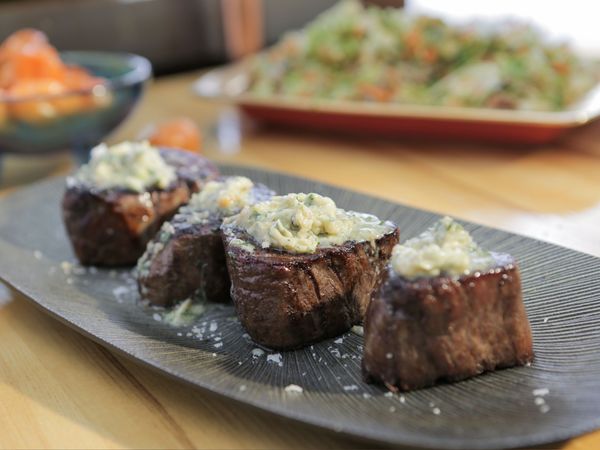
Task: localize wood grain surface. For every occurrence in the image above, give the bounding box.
[1,70,599,449]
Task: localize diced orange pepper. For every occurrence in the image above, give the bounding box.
[406,30,421,54]
[552,61,569,75]
[148,118,203,153]
[424,47,438,63]
[360,83,393,102]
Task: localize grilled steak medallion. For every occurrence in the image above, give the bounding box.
[222,193,399,350]
[137,177,274,306]
[62,142,218,266]
[362,217,534,391]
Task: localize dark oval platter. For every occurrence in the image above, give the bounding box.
[1,164,599,450]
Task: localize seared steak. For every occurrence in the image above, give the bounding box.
[362,253,534,391]
[62,148,218,266]
[222,227,399,350]
[137,182,274,306]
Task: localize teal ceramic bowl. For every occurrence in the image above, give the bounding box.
[0,51,151,155]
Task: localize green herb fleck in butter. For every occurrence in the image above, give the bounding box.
[229,238,256,252]
[163,297,206,327]
[75,141,176,192]
[225,193,394,254]
[391,216,494,279]
[188,176,254,216]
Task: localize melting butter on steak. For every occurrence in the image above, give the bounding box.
[363,217,534,391]
[222,193,399,349]
[137,177,274,306]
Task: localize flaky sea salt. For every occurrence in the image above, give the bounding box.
[152,313,162,322]
[112,285,130,303]
[284,384,303,394]
[343,385,359,392]
[533,388,549,397]
[60,261,72,275]
[267,353,283,366]
[251,348,265,358]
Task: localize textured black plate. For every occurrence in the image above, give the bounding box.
[1,165,599,450]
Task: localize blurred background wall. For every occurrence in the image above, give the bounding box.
[1,0,597,76]
[0,0,337,75]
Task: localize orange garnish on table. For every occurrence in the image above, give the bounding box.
[148,118,203,153]
[0,28,106,123]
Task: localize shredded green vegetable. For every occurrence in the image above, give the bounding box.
[248,1,599,111]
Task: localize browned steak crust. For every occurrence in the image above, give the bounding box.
[137,182,274,306]
[362,254,534,391]
[61,148,219,266]
[223,227,399,350]
[138,217,228,305]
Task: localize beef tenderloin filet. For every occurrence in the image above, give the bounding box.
[138,216,228,305]
[222,227,399,350]
[137,182,274,306]
[362,253,534,391]
[62,148,218,266]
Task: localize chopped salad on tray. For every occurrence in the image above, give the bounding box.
[248,0,599,111]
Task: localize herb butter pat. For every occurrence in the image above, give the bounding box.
[188,176,254,216]
[225,193,394,253]
[391,216,494,279]
[75,141,176,192]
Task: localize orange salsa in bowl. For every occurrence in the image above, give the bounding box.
[0,29,109,124]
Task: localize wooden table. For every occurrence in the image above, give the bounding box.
[1,71,599,449]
